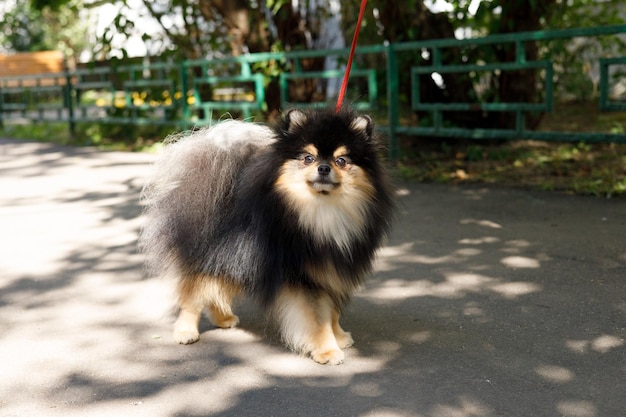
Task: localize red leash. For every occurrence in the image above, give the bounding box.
[336,0,368,112]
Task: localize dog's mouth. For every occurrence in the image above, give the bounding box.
[308,179,339,194]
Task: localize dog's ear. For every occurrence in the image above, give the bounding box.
[350,115,373,138]
[284,109,307,133]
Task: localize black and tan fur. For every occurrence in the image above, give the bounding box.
[140,108,394,364]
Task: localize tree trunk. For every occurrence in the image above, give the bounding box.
[494,0,557,129]
[206,0,251,56]
[374,1,480,128]
[200,0,326,115]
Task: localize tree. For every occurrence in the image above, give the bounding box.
[24,0,623,125]
[0,0,92,62]
[478,0,557,129]
[0,3,50,53]
[345,0,562,130]
[544,0,626,102]
[139,0,338,114]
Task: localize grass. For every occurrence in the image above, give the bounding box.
[395,102,626,198]
[0,121,167,152]
[1,122,70,144]
[396,139,626,198]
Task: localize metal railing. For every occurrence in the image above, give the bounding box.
[1,24,625,159]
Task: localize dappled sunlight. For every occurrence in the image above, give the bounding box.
[501,239,531,250]
[358,408,418,417]
[459,218,502,229]
[376,243,484,270]
[535,365,575,383]
[500,256,541,268]
[350,381,384,397]
[200,328,391,379]
[566,334,625,354]
[361,278,447,302]
[458,236,500,245]
[408,330,433,344]
[430,395,495,417]
[1,143,625,416]
[556,400,598,417]
[178,364,271,413]
[362,272,541,303]
[488,281,542,299]
[590,334,624,353]
[462,302,486,319]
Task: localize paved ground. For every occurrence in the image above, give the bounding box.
[0,138,624,417]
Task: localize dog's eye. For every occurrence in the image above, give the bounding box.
[335,157,349,168]
[303,154,316,165]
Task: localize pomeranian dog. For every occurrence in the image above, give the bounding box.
[140,108,394,364]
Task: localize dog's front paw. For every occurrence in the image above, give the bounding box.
[173,328,200,344]
[336,331,354,349]
[311,348,345,365]
[214,314,239,329]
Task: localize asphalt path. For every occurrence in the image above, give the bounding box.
[1,138,624,417]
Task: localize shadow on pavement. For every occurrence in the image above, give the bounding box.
[0,139,624,417]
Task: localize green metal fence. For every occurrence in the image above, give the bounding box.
[387,24,626,157]
[1,24,625,159]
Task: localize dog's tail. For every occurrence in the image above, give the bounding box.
[139,121,276,279]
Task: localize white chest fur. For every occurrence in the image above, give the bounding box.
[295,192,370,254]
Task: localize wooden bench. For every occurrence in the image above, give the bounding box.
[0,51,66,87]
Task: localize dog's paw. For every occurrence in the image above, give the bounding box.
[311,348,345,365]
[336,332,354,349]
[173,328,200,345]
[214,314,239,329]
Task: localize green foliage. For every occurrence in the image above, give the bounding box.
[30,0,69,10]
[0,6,49,52]
[396,100,626,198]
[0,0,91,58]
[0,120,169,151]
[546,0,626,29]
[73,117,171,150]
[545,1,626,102]
[0,122,70,144]
[446,0,499,35]
[396,138,626,198]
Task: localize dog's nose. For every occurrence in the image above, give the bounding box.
[318,164,331,176]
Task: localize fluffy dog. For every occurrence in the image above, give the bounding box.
[140,108,394,364]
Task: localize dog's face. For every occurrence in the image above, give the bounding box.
[274,109,378,200]
[294,143,358,195]
[272,109,384,249]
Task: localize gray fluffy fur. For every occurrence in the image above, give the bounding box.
[139,121,276,281]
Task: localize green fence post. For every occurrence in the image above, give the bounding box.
[386,43,399,163]
[65,68,75,141]
[254,73,266,114]
[516,40,526,63]
[180,62,190,128]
